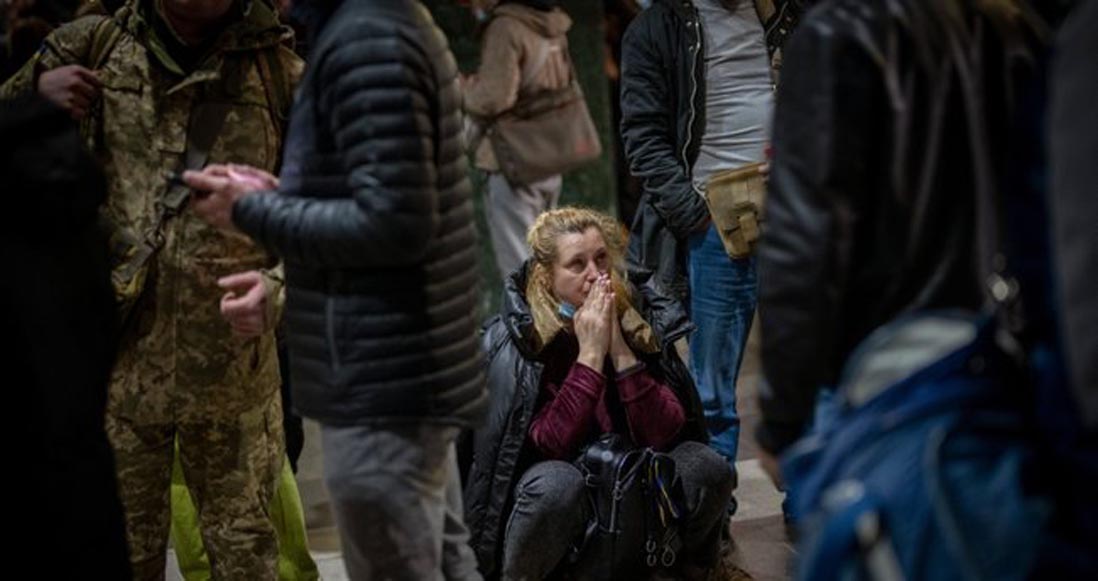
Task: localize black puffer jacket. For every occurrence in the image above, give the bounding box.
[233,0,487,426]
[620,0,809,301]
[463,265,706,578]
[756,0,1044,453]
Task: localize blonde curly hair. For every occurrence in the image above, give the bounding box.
[524,207,633,351]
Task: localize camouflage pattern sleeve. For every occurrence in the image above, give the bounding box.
[0,57,40,99]
[260,262,286,331]
[280,45,305,91]
[0,15,106,99]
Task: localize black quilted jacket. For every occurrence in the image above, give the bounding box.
[233,0,487,427]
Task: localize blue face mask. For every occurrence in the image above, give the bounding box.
[558,301,577,320]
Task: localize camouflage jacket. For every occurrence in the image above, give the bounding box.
[0,1,303,424]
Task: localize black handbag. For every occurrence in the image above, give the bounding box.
[567,434,685,580]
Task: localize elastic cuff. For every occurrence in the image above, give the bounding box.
[615,361,646,380]
[567,362,606,398]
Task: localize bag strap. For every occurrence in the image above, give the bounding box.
[644,454,684,568]
[256,46,292,146]
[80,14,124,147]
[507,81,584,119]
[520,36,558,89]
[801,488,905,581]
[88,15,124,70]
[153,101,233,241]
[493,14,580,120]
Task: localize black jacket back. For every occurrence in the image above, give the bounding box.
[756,0,1045,451]
[234,0,487,426]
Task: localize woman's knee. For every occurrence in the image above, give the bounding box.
[513,460,586,511]
[671,441,735,500]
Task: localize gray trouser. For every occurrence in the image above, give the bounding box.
[485,172,563,278]
[501,441,734,580]
[321,424,481,581]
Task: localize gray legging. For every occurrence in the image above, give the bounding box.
[500,441,734,580]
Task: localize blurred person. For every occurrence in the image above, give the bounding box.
[753,0,1095,577]
[0,0,81,80]
[754,0,1044,479]
[462,207,732,581]
[1050,0,1098,437]
[1044,0,1098,573]
[620,0,789,499]
[2,92,131,581]
[184,1,488,579]
[61,7,317,578]
[0,0,304,578]
[462,0,598,279]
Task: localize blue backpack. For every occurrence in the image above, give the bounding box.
[780,11,1098,580]
[782,312,1051,581]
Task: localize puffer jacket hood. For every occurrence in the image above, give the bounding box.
[497,263,541,359]
[493,2,571,38]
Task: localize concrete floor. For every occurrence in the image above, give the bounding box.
[725,324,796,581]
[165,324,793,580]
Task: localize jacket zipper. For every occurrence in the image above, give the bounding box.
[682,8,703,195]
[326,295,341,374]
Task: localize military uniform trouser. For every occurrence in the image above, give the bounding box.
[105,396,284,581]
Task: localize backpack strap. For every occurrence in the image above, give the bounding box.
[80,14,124,147]
[255,46,293,145]
[158,102,233,218]
[87,14,123,70]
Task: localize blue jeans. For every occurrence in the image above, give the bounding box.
[687,224,758,465]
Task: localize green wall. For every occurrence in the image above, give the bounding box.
[424,1,616,317]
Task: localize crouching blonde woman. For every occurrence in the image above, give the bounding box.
[464,207,734,580]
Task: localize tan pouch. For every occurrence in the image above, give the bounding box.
[703,162,768,259]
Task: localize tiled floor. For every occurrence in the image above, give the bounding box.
[165,325,793,580]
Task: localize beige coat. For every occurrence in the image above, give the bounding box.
[462,3,573,172]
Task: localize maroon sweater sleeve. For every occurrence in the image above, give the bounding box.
[528,362,604,460]
[617,363,685,451]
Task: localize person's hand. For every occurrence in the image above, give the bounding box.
[608,288,639,372]
[37,65,100,120]
[218,271,267,339]
[574,274,613,370]
[185,164,271,232]
[225,163,279,190]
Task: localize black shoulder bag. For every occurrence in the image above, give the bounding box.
[567,433,686,580]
